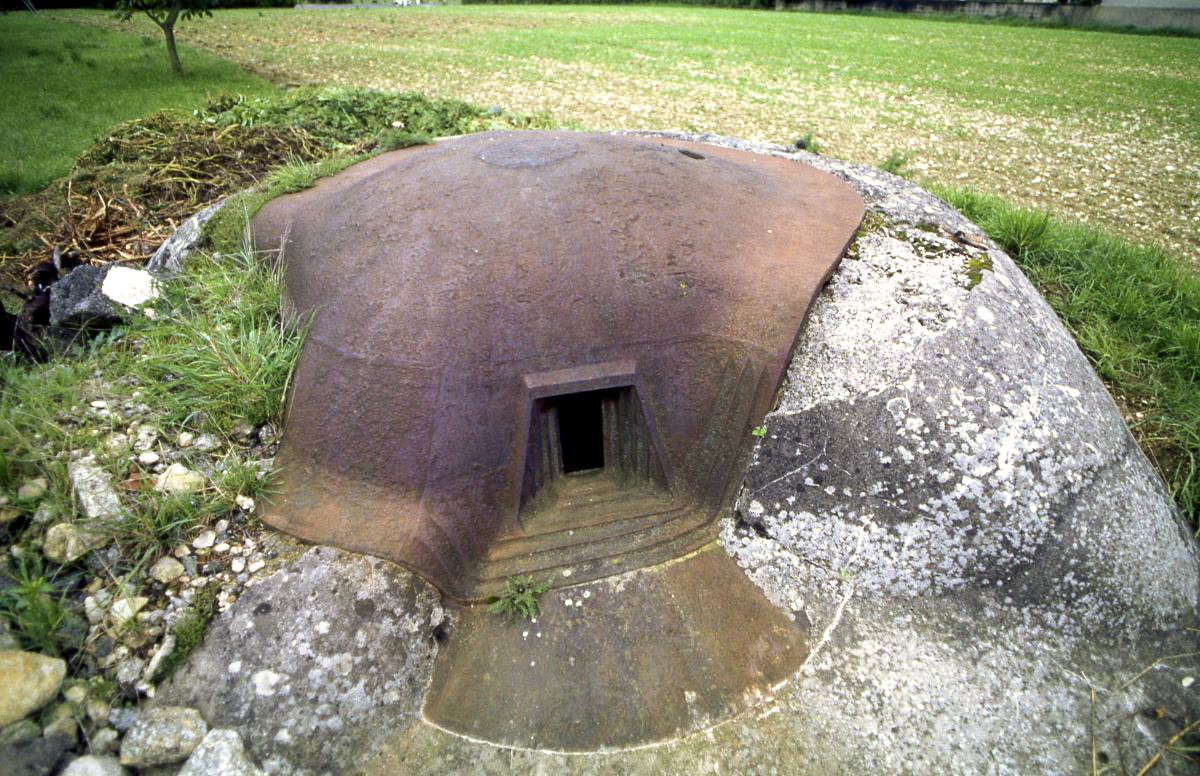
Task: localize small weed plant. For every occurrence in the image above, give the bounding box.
[879,150,912,177]
[488,575,551,622]
[0,553,84,660]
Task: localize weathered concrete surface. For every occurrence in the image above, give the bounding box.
[423,544,806,752]
[157,546,444,775]
[165,132,1199,773]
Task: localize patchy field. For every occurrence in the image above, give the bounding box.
[48,6,1200,265]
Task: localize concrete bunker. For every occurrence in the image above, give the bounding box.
[252,131,864,601]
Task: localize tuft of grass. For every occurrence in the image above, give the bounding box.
[0,553,85,659]
[879,150,912,177]
[122,248,310,433]
[936,185,1200,530]
[105,493,209,568]
[487,575,551,622]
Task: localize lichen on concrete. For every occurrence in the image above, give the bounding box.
[156,545,444,775]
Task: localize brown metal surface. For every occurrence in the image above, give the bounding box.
[251,131,864,599]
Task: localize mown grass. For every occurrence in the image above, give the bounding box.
[936,186,1200,528]
[0,13,273,197]
[46,5,1200,265]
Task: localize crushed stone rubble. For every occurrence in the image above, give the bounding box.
[0,363,283,772]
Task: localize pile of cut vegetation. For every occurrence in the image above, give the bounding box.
[0,87,553,286]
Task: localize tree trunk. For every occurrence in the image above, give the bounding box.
[156,1,183,76]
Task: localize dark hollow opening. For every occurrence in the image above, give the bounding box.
[552,390,607,473]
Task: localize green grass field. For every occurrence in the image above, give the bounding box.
[45,5,1200,266]
[0,14,274,197]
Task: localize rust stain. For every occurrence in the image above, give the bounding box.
[251,131,864,599]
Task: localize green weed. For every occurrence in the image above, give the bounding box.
[0,553,84,659]
[879,150,912,177]
[488,575,550,622]
[158,582,218,679]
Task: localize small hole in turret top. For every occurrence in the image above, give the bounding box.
[679,149,705,160]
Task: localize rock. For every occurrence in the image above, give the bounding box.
[114,658,145,689]
[102,432,129,456]
[119,706,207,767]
[31,503,55,525]
[108,707,139,733]
[0,507,19,526]
[90,727,119,755]
[235,495,254,513]
[156,464,206,496]
[142,634,176,684]
[42,701,78,744]
[134,426,160,452]
[109,596,149,626]
[150,556,185,584]
[0,650,66,725]
[177,729,264,776]
[69,455,123,521]
[84,591,112,624]
[44,522,106,563]
[86,697,111,725]
[147,199,225,276]
[0,718,40,746]
[49,265,122,329]
[16,478,47,502]
[138,451,161,466]
[177,432,195,448]
[101,267,159,310]
[157,546,443,776]
[0,728,72,776]
[191,530,215,549]
[64,684,88,705]
[190,435,219,453]
[61,755,130,776]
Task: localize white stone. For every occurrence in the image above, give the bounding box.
[134,426,159,451]
[69,455,123,521]
[150,556,185,583]
[235,495,255,512]
[102,266,160,309]
[102,432,128,455]
[16,477,47,501]
[156,464,206,496]
[61,755,130,776]
[110,596,149,625]
[44,523,106,563]
[177,729,264,776]
[231,557,246,573]
[177,431,195,448]
[138,451,161,466]
[119,706,207,767]
[192,530,216,549]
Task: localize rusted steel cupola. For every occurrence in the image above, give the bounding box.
[251,131,864,599]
